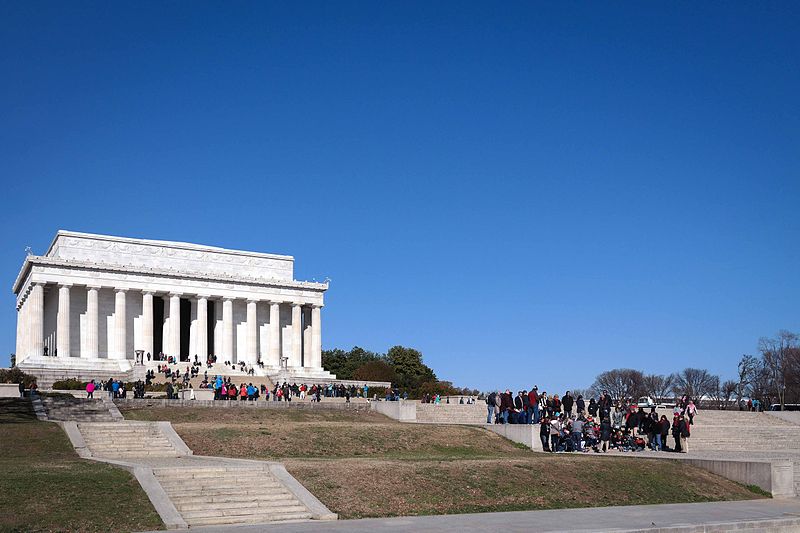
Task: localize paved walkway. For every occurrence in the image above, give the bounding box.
[143,498,800,533]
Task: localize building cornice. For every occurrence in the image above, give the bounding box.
[12,256,328,295]
[46,230,295,262]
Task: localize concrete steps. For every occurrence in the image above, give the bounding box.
[153,466,312,527]
[77,421,183,458]
[19,366,133,389]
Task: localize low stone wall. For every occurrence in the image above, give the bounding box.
[370,400,417,421]
[0,383,22,398]
[485,424,544,451]
[679,458,795,498]
[177,389,214,401]
[114,398,372,412]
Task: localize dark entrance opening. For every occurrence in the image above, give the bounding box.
[153,296,164,356]
[206,300,216,360]
[180,298,191,361]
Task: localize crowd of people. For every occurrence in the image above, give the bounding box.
[485,388,696,453]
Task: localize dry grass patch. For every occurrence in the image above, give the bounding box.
[121,406,529,460]
[285,456,764,519]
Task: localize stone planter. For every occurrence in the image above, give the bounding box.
[0,383,23,398]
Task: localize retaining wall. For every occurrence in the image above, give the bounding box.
[115,398,372,412]
[370,400,417,421]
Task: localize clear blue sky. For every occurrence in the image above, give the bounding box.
[2,2,798,393]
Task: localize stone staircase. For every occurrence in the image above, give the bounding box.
[153,465,313,527]
[687,410,800,496]
[41,396,118,422]
[77,421,183,458]
[689,410,800,451]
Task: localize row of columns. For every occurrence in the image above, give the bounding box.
[19,283,322,367]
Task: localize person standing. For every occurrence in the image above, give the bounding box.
[562,391,574,416]
[571,415,585,452]
[500,390,513,424]
[514,391,526,424]
[598,392,612,421]
[600,417,612,452]
[550,415,562,452]
[529,387,540,424]
[539,414,551,451]
[86,380,95,399]
[678,415,690,453]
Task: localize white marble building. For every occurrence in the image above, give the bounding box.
[13,231,334,381]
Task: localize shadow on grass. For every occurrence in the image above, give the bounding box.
[0,398,37,423]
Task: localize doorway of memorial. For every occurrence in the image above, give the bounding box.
[180,298,191,362]
[206,300,215,363]
[153,297,164,357]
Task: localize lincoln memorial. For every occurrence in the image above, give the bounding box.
[13,231,335,382]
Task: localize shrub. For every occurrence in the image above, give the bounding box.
[0,368,37,388]
[51,378,87,390]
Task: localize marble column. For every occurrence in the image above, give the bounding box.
[222,298,234,362]
[196,296,208,361]
[29,283,44,358]
[246,300,258,365]
[56,284,71,358]
[302,306,312,367]
[114,289,127,360]
[291,303,302,367]
[85,286,99,359]
[311,305,322,369]
[142,291,154,358]
[15,304,23,362]
[169,293,181,359]
[268,301,281,367]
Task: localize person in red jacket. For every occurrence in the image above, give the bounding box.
[528,387,539,423]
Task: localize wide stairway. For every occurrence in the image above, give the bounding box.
[153,465,313,527]
[689,410,800,451]
[41,396,118,422]
[78,421,183,458]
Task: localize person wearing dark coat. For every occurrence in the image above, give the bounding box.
[562,391,574,415]
[658,415,671,450]
[576,395,585,414]
[600,417,612,452]
[598,392,613,420]
[671,415,682,452]
[588,398,598,417]
[500,390,513,424]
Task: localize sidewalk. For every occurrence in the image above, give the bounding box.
[168,497,800,533]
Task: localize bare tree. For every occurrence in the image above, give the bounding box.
[759,330,800,410]
[721,379,738,409]
[673,368,717,401]
[737,354,758,403]
[591,369,645,402]
[642,373,676,403]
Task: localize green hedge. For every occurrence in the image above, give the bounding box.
[0,368,37,388]
[51,378,86,390]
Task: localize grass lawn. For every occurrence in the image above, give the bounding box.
[121,406,764,519]
[0,399,164,533]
